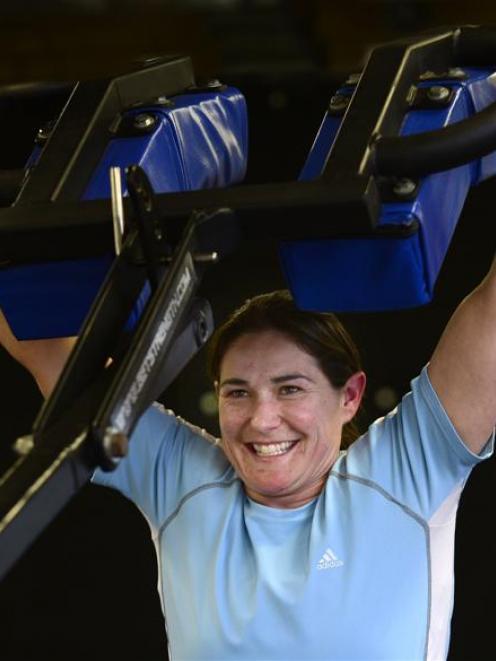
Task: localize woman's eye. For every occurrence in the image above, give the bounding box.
[226,389,248,399]
[280,385,302,396]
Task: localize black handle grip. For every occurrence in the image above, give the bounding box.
[372,99,496,177]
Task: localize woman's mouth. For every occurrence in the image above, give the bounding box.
[250,440,299,457]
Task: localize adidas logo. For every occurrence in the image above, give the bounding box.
[317,547,344,570]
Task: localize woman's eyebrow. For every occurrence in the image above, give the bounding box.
[271,373,314,384]
[219,374,315,388]
[219,377,248,388]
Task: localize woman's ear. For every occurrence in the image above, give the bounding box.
[341,371,366,422]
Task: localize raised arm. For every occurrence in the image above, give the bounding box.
[428,257,496,454]
[0,309,75,399]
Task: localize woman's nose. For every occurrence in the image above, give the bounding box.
[249,398,281,432]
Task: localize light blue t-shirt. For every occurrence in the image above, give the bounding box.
[93,368,493,661]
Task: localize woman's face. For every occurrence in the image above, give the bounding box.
[217,330,364,509]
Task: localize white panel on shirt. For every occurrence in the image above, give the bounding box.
[426,483,464,661]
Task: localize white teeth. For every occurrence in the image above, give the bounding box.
[252,441,296,456]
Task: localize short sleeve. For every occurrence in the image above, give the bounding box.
[92,404,232,530]
[339,366,494,521]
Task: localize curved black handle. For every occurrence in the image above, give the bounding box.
[368,25,496,178]
[372,99,496,177]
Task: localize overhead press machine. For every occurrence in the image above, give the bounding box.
[1,26,496,579]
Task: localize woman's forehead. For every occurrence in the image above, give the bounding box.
[220,330,321,376]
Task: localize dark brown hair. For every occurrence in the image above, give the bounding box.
[207,290,364,448]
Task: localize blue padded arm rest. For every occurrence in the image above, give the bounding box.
[280,68,496,312]
[0,86,247,339]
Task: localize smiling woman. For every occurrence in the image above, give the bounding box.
[216,328,365,508]
[1,278,494,660]
[92,283,494,659]
[208,289,365,448]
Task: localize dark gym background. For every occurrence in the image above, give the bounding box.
[0,2,495,659]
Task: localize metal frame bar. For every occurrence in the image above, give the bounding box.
[0,168,226,580]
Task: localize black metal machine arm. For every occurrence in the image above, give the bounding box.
[0,166,235,580]
[371,26,496,177]
[34,165,237,455]
[329,26,496,180]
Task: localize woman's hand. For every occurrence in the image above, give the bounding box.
[0,309,76,398]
